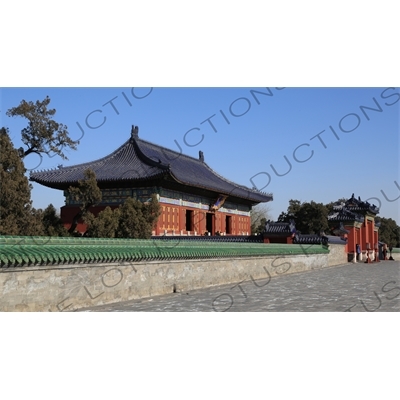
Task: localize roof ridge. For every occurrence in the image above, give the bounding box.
[136,137,205,163]
[132,138,170,171]
[137,136,273,200]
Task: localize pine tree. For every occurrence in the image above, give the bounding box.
[0,128,43,235]
[141,193,162,233]
[116,194,161,239]
[6,96,78,160]
[39,204,70,236]
[68,169,102,234]
[116,197,145,239]
[84,207,120,238]
[375,217,400,247]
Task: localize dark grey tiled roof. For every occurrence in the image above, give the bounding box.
[328,208,364,222]
[137,137,272,202]
[331,222,350,235]
[325,235,348,245]
[264,220,296,235]
[293,234,328,245]
[30,130,272,203]
[332,194,379,215]
[30,137,166,189]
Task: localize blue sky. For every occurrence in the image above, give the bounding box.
[2,2,400,395]
[1,87,399,223]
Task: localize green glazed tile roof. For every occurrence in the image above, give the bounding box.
[0,236,329,268]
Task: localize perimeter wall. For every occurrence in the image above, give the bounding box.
[1,244,349,311]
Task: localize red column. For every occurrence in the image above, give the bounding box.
[200,211,206,234]
[179,206,184,234]
[371,220,375,248]
[155,217,161,235]
[362,220,367,253]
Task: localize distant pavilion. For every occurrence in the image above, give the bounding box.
[328,194,380,257]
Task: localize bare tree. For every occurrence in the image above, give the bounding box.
[251,203,272,235]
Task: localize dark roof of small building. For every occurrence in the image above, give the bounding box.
[328,193,380,222]
[264,220,296,235]
[331,222,350,236]
[332,193,379,215]
[324,235,348,245]
[30,126,273,203]
[328,208,364,223]
[293,234,328,245]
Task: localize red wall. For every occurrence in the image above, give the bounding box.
[61,203,251,236]
[157,204,250,236]
[344,218,378,254]
[61,205,120,234]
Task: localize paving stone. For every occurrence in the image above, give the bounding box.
[79,261,400,312]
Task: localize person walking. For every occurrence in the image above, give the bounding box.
[356,244,361,261]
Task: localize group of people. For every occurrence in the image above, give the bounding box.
[356,243,393,261]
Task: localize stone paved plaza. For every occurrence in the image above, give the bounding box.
[79,260,400,312]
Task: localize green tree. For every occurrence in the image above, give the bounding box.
[2,97,81,237]
[84,207,120,238]
[6,96,78,160]
[297,201,329,234]
[141,194,162,231]
[278,199,329,234]
[38,204,70,236]
[116,194,161,239]
[0,128,43,235]
[278,199,302,222]
[375,217,400,247]
[68,169,102,234]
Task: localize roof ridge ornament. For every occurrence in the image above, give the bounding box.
[131,125,139,139]
[199,150,204,162]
